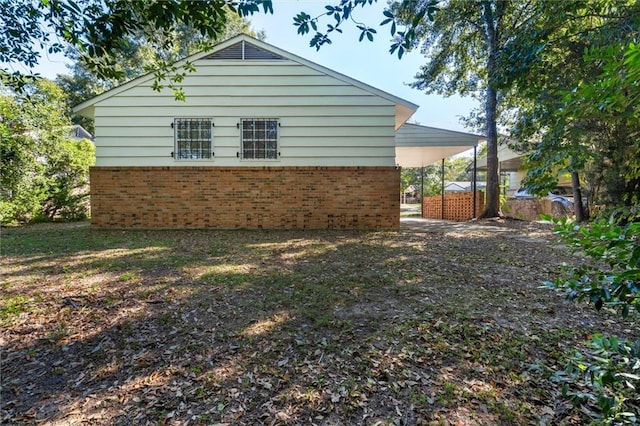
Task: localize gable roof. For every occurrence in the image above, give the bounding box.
[444,181,486,191]
[69,124,94,141]
[73,34,418,129]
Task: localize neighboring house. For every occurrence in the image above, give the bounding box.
[475,141,578,220]
[444,181,486,192]
[475,142,525,197]
[69,124,94,142]
[402,185,418,204]
[74,34,418,229]
[475,141,571,196]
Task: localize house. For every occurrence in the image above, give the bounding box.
[444,181,486,192]
[475,141,572,196]
[474,142,526,197]
[474,141,576,220]
[74,34,419,229]
[69,124,94,142]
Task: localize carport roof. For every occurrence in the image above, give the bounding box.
[395,123,485,168]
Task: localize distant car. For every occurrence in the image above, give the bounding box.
[513,186,572,208]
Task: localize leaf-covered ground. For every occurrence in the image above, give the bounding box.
[1,219,637,425]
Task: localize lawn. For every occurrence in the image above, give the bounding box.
[1,220,635,425]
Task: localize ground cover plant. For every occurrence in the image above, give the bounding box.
[1,220,638,425]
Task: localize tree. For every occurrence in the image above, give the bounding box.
[295,0,542,218]
[506,1,640,220]
[402,166,442,199]
[0,79,95,223]
[561,41,640,215]
[1,1,272,223]
[56,10,257,132]
[1,0,273,95]
[400,0,547,218]
[401,157,481,201]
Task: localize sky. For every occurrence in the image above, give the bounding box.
[31,0,478,133]
[249,1,478,132]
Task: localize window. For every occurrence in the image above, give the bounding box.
[174,118,213,160]
[240,118,279,160]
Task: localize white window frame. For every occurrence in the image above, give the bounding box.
[174,118,213,161]
[240,118,279,160]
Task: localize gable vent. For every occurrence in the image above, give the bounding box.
[204,41,284,60]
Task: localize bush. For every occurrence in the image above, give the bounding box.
[0,79,94,225]
[544,215,640,424]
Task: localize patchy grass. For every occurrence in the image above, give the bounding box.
[0,294,31,323]
[1,220,637,425]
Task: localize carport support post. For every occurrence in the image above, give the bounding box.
[473,145,477,218]
[441,158,445,220]
[421,165,425,218]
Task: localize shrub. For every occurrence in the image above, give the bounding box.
[544,215,639,423]
[0,79,94,225]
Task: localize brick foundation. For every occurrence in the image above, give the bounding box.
[422,191,485,221]
[90,166,400,229]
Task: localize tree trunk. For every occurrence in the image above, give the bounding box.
[571,168,587,222]
[479,84,501,218]
[478,1,502,218]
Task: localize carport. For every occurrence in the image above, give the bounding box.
[395,123,486,218]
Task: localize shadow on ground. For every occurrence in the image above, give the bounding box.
[1,221,635,425]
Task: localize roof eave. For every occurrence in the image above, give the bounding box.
[395,104,418,130]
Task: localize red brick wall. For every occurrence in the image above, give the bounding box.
[422,191,485,221]
[90,166,400,229]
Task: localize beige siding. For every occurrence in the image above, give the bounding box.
[98,96,392,108]
[111,85,370,99]
[93,60,397,167]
